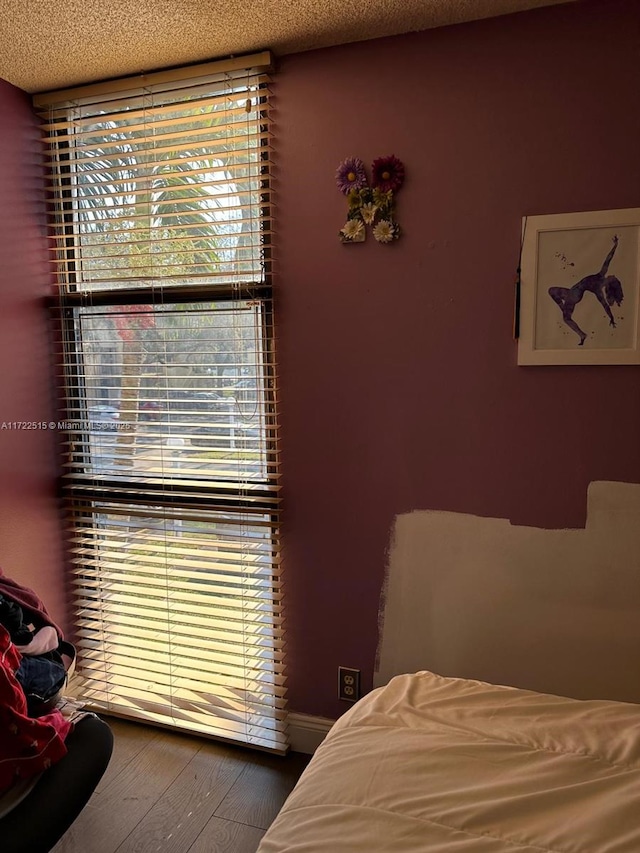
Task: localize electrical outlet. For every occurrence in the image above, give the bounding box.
[338,666,361,702]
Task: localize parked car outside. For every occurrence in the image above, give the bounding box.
[88,405,120,432]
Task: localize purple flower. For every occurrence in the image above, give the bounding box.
[371,155,405,193]
[336,157,367,194]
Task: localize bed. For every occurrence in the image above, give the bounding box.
[258,670,640,852]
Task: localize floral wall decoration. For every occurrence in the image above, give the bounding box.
[336,155,405,244]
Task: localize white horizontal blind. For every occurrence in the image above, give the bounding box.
[36,53,287,752]
[56,300,278,488]
[70,502,285,749]
[36,53,273,293]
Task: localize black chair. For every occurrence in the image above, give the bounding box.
[1,714,113,853]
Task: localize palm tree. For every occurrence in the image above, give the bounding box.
[67,94,263,466]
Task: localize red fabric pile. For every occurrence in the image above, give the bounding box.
[0,568,73,797]
[0,626,72,794]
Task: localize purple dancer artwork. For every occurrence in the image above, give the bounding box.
[548,235,624,345]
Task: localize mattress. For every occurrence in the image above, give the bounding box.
[258,671,640,852]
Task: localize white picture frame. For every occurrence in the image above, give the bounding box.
[517,207,640,365]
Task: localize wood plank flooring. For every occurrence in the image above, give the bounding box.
[52,716,310,853]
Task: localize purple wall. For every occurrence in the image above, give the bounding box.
[0,80,67,627]
[276,0,640,717]
[0,0,637,721]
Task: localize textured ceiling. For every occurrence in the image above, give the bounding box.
[1,0,576,94]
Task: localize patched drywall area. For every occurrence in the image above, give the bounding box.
[376,481,640,703]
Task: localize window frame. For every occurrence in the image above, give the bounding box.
[37,53,286,752]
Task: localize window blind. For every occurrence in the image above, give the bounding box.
[36,52,287,752]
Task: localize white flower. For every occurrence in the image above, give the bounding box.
[373,219,396,243]
[340,219,365,241]
[360,202,378,225]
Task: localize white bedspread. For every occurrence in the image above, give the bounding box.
[259,671,640,852]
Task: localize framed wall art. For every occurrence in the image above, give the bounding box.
[517,207,640,365]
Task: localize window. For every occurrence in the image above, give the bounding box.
[35,53,286,751]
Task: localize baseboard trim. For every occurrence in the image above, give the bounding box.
[288,712,335,754]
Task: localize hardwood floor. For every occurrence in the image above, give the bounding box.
[52,716,310,853]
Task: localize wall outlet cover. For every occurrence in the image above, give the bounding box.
[338,666,361,702]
